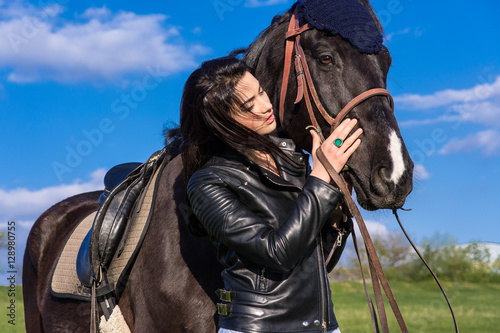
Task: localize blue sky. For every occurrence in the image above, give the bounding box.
[1,0,500,278]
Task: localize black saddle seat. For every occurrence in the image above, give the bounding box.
[78,162,141,287]
[99,162,142,204]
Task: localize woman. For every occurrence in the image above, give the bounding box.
[182,56,362,333]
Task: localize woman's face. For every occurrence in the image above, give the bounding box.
[232,72,276,136]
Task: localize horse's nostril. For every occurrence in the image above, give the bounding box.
[379,167,393,181]
[372,166,392,196]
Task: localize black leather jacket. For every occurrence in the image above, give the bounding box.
[187,137,347,333]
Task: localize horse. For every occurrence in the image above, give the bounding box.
[22,1,413,332]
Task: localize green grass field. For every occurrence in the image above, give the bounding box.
[331,280,500,332]
[2,281,498,332]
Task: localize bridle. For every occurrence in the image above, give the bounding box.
[278,10,404,332]
[279,8,394,142]
[278,8,459,333]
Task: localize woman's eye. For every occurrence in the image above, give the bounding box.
[318,55,333,65]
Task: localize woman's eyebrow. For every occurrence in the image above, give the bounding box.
[240,95,255,107]
[239,86,262,107]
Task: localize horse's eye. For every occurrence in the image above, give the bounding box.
[318,55,333,65]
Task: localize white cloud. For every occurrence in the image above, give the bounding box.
[0,3,209,84]
[339,219,409,265]
[80,6,112,19]
[384,27,410,42]
[414,164,431,180]
[396,75,500,155]
[384,27,424,43]
[399,115,457,127]
[449,100,500,126]
[0,168,105,222]
[439,130,500,156]
[0,1,63,19]
[353,219,390,239]
[395,76,500,112]
[0,219,34,231]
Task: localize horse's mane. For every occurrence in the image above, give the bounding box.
[162,125,182,158]
[240,11,290,70]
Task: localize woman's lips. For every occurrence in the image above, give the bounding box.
[265,113,275,124]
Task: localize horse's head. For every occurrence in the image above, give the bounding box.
[244,0,413,211]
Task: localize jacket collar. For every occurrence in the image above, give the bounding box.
[212,136,307,190]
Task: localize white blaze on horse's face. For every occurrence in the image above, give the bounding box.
[389,130,405,184]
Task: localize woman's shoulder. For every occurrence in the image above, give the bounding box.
[188,153,250,188]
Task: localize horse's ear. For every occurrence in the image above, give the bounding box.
[271,13,285,25]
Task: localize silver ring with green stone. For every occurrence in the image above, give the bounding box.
[334,138,343,147]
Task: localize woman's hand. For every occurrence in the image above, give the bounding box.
[309,118,362,184]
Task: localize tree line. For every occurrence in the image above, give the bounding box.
[330,231,500,283]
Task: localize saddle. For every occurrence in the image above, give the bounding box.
[77,162,142,287]
[51,148,167,316]
[90,149,166,280]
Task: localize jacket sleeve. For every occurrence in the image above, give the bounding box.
[187,168,343,273]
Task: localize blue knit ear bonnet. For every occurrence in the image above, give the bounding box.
[297,0,383,54]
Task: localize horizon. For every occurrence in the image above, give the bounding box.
[1,0,499,283]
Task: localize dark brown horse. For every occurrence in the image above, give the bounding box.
[23,1,413,332]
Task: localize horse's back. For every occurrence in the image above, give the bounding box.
[25,191,101,275]
[23,190,101,332]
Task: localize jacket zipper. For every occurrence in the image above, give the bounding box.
[328,227,345,258]
[336,229,345,247]
[259,268,266,290]
[317,237,329,332]
[320,229,347,330]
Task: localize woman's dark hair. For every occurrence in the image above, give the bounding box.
[180,56,297,183]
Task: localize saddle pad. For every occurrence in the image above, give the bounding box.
[51,211,96,299]
[51,166,161,300]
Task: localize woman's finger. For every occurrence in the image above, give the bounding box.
[342,138,361,160]
[338,128,363,152]
[319,120,363,173]
[326,118,358,146]
[310,129,321,153]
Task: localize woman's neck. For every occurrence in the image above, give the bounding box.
[247,150,280,176]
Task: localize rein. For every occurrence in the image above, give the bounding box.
[279,8,459,333]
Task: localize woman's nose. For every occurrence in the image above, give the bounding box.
[259,96,273,112]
